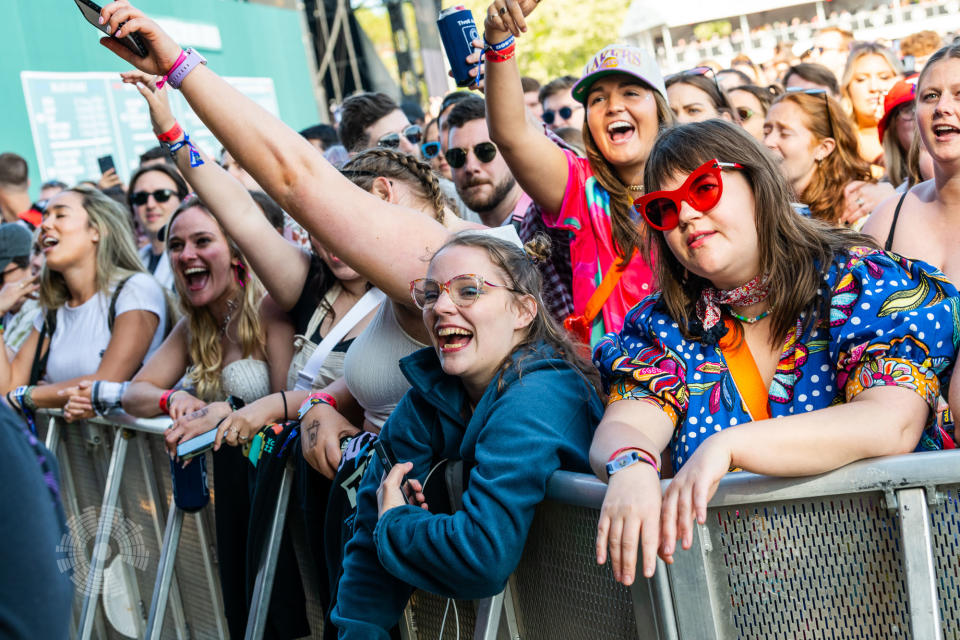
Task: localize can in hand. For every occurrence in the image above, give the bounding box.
[437,5,482,87]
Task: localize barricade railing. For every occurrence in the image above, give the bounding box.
[38,410,230,640]
[401,450,960,640]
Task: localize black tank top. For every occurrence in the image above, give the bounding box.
[884,191,909,251]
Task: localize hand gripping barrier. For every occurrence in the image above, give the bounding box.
[401,450,960,640]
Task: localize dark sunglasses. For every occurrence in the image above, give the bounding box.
[784,87,835,140]
[633,158,742,231]
[377,125,422,149]
[131,189,177,206]
[542,105,582,125]
[444,142,498,169]
[421,141,442,159]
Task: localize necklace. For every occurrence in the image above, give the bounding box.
[627,184,644,193]
[727,306,773,324]
[219,298,239,337]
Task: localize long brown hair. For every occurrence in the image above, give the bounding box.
[431,233,600,393]
[165,198,265,401]
[775,91,873,224]
[582,87,675,261]
[643,120,878,347]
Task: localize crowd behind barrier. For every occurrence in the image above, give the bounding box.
[4,0,960,637]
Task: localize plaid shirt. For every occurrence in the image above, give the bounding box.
[513,204,574,324]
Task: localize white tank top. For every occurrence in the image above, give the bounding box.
[342,301,427,429]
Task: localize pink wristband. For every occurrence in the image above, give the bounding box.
[156,50,187,90]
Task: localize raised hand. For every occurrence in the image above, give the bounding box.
[120,70,176,134]
[99,1,182,76]
[483,0,541,39]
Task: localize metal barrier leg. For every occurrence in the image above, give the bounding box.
[78,427,130,640]
[44,415,60,452]
[897,487,943,640]
[663,523,723,639]
[473,590,504,640]
[146,500,184,640]
[136,437,189,639]
[399,604,418,640]
[244,460,295,640]
[196,509,228,639]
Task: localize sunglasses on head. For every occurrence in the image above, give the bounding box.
[131,189,177,206]
[421,141,442,159]
[633,158,743,231]
[377,125,422,149]
[444,142,498,169]
[542,105,582,125]
[784,87,835,140]
[409,273,514,310]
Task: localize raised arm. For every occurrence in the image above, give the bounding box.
[100,2,447,304]
[122,70,309,310]
[481,0,569,213]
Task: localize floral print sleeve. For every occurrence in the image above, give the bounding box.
[829,248,960,444]
[593,296,689,427]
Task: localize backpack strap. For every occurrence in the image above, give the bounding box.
[29,309,57,386]
[107,275,135,332]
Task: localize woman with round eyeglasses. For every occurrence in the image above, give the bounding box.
[726,84,781,141]
[422,117,451,180]
[332,232,602,636]
[127,163,188,289]
[591,119,957,586]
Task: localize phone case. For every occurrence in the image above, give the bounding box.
[74,0,148,57]
[177,427,218,460]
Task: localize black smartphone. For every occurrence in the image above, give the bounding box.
[74,0,148,58]
[97,154,116,175]
[373,439,413,504]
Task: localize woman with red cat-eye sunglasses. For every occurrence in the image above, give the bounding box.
[632,159,743,231]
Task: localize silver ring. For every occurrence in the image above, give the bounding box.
[228,426,238,435]
[238,434,248,442]
[856,197,865,206]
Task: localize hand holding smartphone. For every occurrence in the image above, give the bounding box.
[74,0,148,57]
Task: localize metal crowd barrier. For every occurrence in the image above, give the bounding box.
[401,450,960,640]
[38,410,285,640]
[39,407,960,639]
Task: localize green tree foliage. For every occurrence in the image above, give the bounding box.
[457,0,631,82]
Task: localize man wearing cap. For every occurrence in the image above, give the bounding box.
[0,223,40,357]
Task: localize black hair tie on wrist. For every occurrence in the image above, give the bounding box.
[280,390,288,422]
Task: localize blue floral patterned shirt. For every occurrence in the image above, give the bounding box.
[594,247,960,470]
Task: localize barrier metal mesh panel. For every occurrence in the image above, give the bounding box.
[708,494,908,639]
[408,591,478,638]
[930,484,960,639]
[52,423,226,639]
[510,501,638,639]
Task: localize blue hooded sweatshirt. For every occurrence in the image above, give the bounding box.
[331,343,603,638]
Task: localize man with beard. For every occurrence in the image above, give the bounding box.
[445,96,528,228]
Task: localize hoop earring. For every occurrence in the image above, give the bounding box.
[233,262,247,288]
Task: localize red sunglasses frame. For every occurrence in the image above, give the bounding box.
[633,159,743,231]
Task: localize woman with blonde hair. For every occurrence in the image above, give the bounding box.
[763,90,875,225]
[1,185,168,422]
[840,42,903,169]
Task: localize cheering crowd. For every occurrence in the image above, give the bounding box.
[5,0,960,637]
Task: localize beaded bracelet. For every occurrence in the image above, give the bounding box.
[297,392,338,421]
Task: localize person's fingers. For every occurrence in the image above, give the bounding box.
[213,418,227,450]
[607,515,625,582]
[322,437,342,479]
[640,510,660,578]
[619,514,642,586]
[505,0,527,34]
[100,36,140,66]
[77,380,92,390]
[383,461,412,489]
[103,4,138,37]
[693,478,712,525]
[596,513,610,565]
[676,483,694,550]
[659,486,679,558]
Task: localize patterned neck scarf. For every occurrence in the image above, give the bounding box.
[696,274,770,330]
